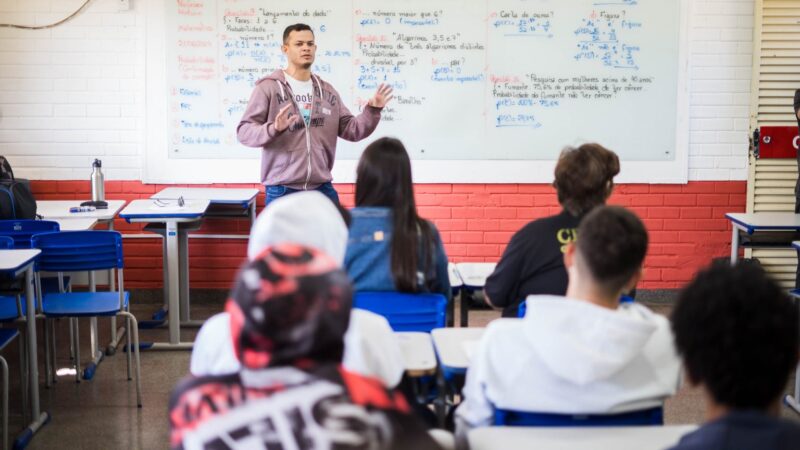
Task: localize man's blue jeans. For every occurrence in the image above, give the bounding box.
[264,182,340,206]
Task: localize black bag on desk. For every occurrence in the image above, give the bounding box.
[0,156,37,220]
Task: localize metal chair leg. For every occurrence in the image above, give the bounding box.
[125,317,131,381]
[43,320,52,388]
[73,319,80,384]
[16,332,27,424]
[49,320,57,384]
[120,312,142,407]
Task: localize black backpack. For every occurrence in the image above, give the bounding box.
[0,156,37,220]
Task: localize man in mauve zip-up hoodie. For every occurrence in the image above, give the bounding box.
[237,23,393,206]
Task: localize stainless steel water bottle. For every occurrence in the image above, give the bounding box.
[90,159,105,202]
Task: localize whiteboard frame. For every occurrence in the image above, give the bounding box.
[144,0,691,185]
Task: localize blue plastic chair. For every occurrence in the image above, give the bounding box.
[32,231,142,407]
[0,220,70,295]
[353,292,447,332]
[493,405,664,427]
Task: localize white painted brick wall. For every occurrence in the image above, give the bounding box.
[0,0,754,182]
[688,0,754,181]
[0,0,143,180]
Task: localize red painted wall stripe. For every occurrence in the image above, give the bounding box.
[30,180,746,290]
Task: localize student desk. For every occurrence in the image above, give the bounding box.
[37,200,127,359]
[395,332,437,377]
[0,249,49,448]
[468,425,697,450]
[52,218,98,231]
[147,188,258,325]
[453,263,496,326]
[119,198,210,350]
[725,213,800,263]
[431,327,485,378]
[447,263,463,327]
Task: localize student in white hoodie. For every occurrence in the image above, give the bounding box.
[455,206,681,438]
[190,191,405,389]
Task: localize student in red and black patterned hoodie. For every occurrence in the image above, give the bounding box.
[169,244,440,450]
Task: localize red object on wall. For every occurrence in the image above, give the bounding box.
[759,126,799,159]
[30,180,747,290]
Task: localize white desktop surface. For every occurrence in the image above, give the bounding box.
[395,332,437,376]
[37,200,126,221]
[431,327,485,370]
[152,187,258,203]
[455,262,497,288]
[53,217,98,231]
[448,262,463,288]
[725,213,800,229]
[119,198,210,219]
[469,425,697,450]
[0,249,41,273]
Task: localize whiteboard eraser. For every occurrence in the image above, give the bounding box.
[118,0,130,11]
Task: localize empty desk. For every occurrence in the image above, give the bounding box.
[0,249,49,448]
[119,198,210,350]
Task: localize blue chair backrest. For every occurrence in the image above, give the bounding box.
[353,291,447,332]
[0,236,13,249]
[31,231,124,272]
[518,294,637,317]
[0,220,60,249]
[494,406,664,427]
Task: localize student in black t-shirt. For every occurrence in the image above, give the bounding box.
[668,262,800,450]
[484,143,620,317]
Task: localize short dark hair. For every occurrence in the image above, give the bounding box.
[282,23,314,44]
[575,206,647,294]
[672,262,799,410]
[554,143,620,216]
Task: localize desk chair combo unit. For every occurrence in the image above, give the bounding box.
[36,200,128,357]
[0,237,27,450]
[31,231,142,407]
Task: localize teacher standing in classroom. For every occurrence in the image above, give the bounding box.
[237,23,393,206]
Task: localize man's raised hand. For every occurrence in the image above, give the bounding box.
[368,83,394,108]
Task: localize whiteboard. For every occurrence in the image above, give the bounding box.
[145,0,689,183]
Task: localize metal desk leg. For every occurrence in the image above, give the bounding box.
[459,287,469,328]
[166,221,181,345]
[179,229,190,323]
[15,267,49,449]
[730,227,739,264]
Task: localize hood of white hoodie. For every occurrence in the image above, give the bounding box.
[524,295,659,386]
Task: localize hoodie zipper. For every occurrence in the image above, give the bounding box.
[282,73,314,191]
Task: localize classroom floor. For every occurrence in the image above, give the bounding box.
[0,296,796,449]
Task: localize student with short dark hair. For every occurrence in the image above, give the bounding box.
[344,137,451,300]
[170,245,441,450]
[484,143,620,317]
[456,206,680,439]
[668,262,800,450]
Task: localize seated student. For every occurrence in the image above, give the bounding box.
[344,137,450,300]
[191,191,405,389]
[668,262,800,450]
[455,206,681,438]
[170,245,441,449]
[484,143,620,317]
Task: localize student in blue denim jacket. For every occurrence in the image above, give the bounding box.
[344,137,451,301]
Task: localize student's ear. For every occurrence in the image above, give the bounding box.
[623,266,644,292]
[563,242,576,269]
